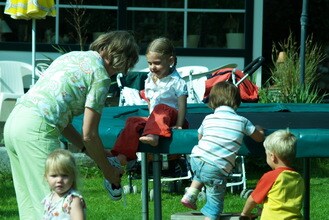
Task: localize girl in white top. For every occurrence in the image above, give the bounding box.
[108,37,188,172]
[42,149,86,220]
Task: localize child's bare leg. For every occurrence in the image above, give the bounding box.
[181,180,203,210]
[116,154,128,166]
[139,134,159,146]
[190,180,203,191]
[105,150,128,166]
[104,149,113,157]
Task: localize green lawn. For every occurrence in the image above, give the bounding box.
[1,159,329,219]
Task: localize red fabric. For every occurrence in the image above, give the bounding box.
[111,104,188,160]
[111,116,148,160]
[139,90,148,101]
[203,68,259,102]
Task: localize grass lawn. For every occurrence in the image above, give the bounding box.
[1,158,329,219]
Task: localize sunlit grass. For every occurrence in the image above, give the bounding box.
[1,159,329,219]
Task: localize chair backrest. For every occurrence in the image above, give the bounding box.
[0,61,26,94]
[138,67,150,72]
[176,66,209,103]
[0,60,44,90]
[176,66,209,78]
[0,61,26,121]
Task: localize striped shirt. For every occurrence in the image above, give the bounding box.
[191,106,255,175]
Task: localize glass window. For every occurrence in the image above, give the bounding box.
[0,17,56,44]
[60,0,117,5]
[127,1,184,8]
[127,1,246,49]
[128,11,183,48]
[58,8,117,45]
[0,0,248,51]
[188,0,245,9]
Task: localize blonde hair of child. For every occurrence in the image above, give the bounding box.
[44,149,79,190]
[208,81,241,110]
[146,37,177,70]
[89,31,140,74]
[263,129,297,165]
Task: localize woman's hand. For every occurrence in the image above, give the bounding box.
[104,166,124,187]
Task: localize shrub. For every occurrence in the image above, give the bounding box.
[259,32,327,103]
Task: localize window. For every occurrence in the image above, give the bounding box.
[0,0,251,54]
[127,0,246,49]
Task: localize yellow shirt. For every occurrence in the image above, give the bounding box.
[252,167,304,220]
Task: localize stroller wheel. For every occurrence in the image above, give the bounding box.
[240,188,253,199]
[133,185,138,194]
[149,189,154,201]
[244,189,253,198]
[123,185,130,194]
[123,185,138,194]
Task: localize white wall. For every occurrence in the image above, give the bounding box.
[136,55,245,72]
[253,0,264,87]
[0,50,245,72]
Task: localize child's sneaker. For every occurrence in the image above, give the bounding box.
[104,180,122,201]
[104,157,123,201]
[181,193,197,210]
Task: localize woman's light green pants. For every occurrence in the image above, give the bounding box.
[4,105,61,220]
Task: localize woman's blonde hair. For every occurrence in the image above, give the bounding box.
[264,129,297,164]
[146,37,177,70]
[208,81,241,110]
[44,149,79,190]
[90,31,139,74]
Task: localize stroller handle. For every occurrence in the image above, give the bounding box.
[116,73,124,89]
[243,56,265,76]
[235,56,264,86]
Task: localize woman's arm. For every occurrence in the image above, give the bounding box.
[61,124,85,151]
[81,107,123,186]
[173,95,187,129]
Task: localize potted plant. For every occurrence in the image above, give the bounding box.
[224,14,244,49]
[187,13,203,48]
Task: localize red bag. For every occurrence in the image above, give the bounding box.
[203,68,259,102]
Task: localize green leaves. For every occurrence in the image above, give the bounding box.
[259,32,327,103]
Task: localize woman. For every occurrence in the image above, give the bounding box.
[4,31,139,220]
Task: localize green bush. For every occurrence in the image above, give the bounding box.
[259,33,327,103]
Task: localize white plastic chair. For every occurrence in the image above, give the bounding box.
[35,59,52,77]
[0,61,26,121]
[0,61,44,121]
[138,67,150,72]
[176,66,209,103]
[176,65,209,78]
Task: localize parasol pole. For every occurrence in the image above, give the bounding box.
[299,0,308,85]
[300,1,310,219]
[32,18,36,86]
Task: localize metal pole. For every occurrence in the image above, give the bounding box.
[299,0,309,85]
[153,153,162,220]
[32,19,36,86]
[141,153,149,220]
[117,0,127,30]
[303,158,310,220]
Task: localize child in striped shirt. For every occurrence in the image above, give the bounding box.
[181,81,264,220]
